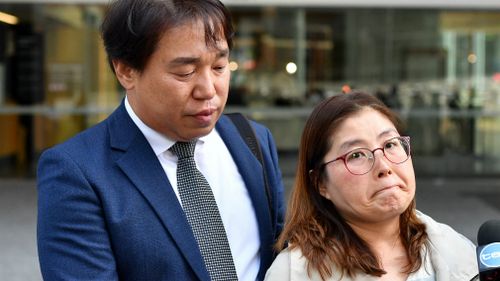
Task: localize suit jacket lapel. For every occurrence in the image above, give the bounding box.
[216,115,274,266]
[108,103,209,281]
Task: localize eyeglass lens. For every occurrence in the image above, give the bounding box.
[345,137,410,175]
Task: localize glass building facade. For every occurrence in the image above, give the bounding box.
[0,1,500,177]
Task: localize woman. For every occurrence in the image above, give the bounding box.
[265,92,477,281]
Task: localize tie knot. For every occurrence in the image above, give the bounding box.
[170,141,197,159]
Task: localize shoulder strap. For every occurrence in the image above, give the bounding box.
[225,113,274,225]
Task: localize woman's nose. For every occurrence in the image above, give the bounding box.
[373,149,393,177]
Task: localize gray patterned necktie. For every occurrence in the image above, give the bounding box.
[170,141,238,281]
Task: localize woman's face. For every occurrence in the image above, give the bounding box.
[319,107,416,225]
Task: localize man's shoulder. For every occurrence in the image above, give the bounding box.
[45,103,128,154]
[41,116,111,162]
[219,113,270,137]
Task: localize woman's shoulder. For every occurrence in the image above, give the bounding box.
[416,210,478,279]
[265,247,364,281]
[416,210,475,247]
[265,247,321,281]
[264,248,292,281]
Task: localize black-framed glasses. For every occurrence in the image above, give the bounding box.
[320,136,411,175]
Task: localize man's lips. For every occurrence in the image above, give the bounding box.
[194,108,215,117]
[189,108,217,125]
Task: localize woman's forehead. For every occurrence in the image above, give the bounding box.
[329,109,398,149]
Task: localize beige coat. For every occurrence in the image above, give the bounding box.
[265,211,478,281]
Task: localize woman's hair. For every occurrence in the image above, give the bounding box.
[101,0,234,73]
[276,92,428,280]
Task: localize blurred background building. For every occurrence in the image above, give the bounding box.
[0,0,500,178]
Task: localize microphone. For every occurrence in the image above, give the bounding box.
[476,220,500,281]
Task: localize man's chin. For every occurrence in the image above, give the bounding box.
[181,126,215,141]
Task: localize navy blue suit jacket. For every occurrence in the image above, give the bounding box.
[37,102,285,280]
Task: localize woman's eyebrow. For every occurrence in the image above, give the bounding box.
[338,139,364,152]
[337,129,399,151]
[377,128,399,140]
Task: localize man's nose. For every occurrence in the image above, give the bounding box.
[193,71,216,99]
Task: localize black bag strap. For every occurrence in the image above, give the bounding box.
[226,113,274,226]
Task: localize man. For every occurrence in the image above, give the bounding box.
[36,0,285,280]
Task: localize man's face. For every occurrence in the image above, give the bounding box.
[118,20,230,141]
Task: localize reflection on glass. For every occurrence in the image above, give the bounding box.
[0,3,499,176]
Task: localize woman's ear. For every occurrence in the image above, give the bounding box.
[310,169,331,200]
[318,182,331,200]
[113,60,137,90]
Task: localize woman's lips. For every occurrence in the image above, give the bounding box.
[373,185,400,196]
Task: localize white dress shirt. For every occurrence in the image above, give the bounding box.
[125,97,261,281]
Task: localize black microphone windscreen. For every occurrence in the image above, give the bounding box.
[478,220,500,246]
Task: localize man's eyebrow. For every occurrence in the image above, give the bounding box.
[168,57,200,67]
[216,48,229,59]
[168,48,229,67]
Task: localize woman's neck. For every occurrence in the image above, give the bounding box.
[347,217,401,244]
[348,218,410,281]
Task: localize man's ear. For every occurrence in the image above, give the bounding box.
[113,60,137,90]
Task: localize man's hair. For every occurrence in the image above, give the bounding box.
[276,92,429,280]
[101,0,234,73]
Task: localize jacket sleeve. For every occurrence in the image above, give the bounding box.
[37,147,118,281]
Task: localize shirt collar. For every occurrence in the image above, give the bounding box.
[124,96,211,156]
